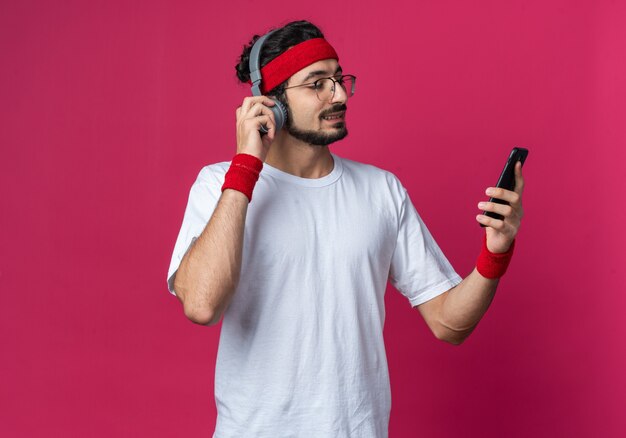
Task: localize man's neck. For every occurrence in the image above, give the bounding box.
[265,133,335,179]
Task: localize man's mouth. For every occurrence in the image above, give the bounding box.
[321,112,345,121]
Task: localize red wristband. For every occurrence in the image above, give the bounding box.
[221,153,264,202]
[476,234,515,279]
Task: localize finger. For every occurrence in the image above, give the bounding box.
[246,114,273,133]
[485,187,521,206]
[247,102,276,118]
[248,105,276,130]
[241,104,276,129]
[241,96,276,115]
[514,161,525,195]
[263,122,275,144]
[478,201,514,218]
[476,213,507,231]
[240,97,260,115]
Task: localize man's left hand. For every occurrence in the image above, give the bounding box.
[476,161,525,253]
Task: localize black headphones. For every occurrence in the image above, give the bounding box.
[248,30,288,134]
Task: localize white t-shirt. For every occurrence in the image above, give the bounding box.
[167,154,462,438]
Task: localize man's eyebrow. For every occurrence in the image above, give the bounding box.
[300,66,343,84]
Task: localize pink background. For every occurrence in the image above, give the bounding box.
[1,1,625,437]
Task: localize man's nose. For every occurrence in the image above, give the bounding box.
[330,80,348,104]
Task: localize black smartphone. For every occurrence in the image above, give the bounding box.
[480,147,529,227]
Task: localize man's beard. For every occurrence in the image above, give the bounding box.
[284,103,348,146]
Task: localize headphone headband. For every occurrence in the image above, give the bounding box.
[249,31,274,96]
[246,30,288,133]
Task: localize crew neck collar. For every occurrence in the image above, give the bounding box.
[262,153,343,187]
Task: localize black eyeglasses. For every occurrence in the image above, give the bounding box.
[284,74,356,102]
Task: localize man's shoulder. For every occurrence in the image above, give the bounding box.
[202,160,231,173]
[195,160,230,182]
[337,155,403,187]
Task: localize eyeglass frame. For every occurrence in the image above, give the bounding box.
[283,74,356,101]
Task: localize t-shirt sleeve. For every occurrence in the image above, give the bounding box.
[166,165,224,295]
[388,187,463,307]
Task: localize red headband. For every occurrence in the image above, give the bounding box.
[258,38,339,94]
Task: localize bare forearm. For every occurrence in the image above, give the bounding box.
[174,189,249,325]
[440,269,499,335]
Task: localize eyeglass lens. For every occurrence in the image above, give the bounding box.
[316,76,355,101]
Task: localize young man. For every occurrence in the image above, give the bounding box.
[167,20,524,438]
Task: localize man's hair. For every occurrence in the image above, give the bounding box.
[235,20,324,99]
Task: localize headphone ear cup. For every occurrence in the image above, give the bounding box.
[258,98,287,135]
[270,99,287,132]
